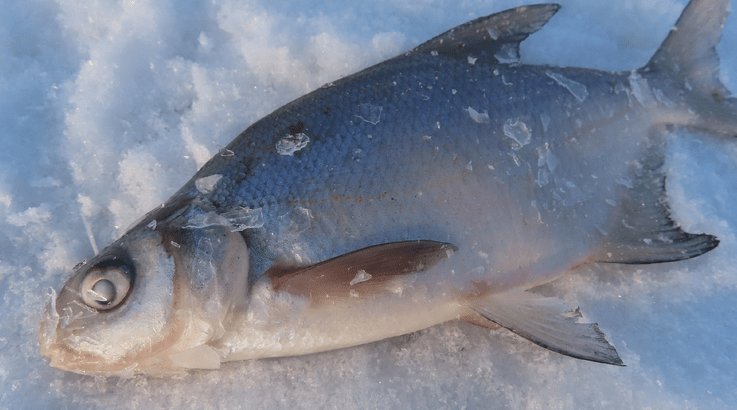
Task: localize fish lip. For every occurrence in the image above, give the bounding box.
[38,287,95,374]
[37,277,142,375]
[37,287,95,373]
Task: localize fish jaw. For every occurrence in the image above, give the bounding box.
[39,202,251,376]
[38,227,179,376]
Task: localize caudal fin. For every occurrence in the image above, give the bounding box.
[645,0,737,135]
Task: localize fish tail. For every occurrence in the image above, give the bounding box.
[645,0,737,136]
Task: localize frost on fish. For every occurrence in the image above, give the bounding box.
[617,177,634,189]
[38,288,59,352]
[486,27,500,40]
[536,143,559,172]
[276,206,313,237]
[276,133,310,156]
[494,43,520,64]
[614,82,629,95]
[545,70,588,102]
[503,118,532,149]
[349,270,373,286]
[466,106,490,123]
[653,88,677,108]
[356,103,382,124]
[537,169,550,187]
[184,207,264,232]
[195,174,222,194]
[507,152,522,167]
[552,178,589,206]
[628,71,657,108]
[540,112,551,133]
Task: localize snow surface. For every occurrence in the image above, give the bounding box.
[1,0,736,408]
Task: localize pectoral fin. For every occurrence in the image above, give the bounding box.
[467,290,623,366]
[266,240,457,300]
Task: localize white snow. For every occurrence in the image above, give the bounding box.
[1,0,736,408]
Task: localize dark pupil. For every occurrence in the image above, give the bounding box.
[90,279,116,304]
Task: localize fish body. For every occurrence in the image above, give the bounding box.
[40,0,737,376]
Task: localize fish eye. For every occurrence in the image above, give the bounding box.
[80,260,134,311]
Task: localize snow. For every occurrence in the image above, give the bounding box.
[1,0,736,408]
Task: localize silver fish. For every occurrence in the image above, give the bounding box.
[40,0,737,376]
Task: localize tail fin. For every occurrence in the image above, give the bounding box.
[645,0,737,135]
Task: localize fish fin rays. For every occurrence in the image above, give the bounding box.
[467,290,623,366]
[411,3,561,64]
[594,151,719,264]
[645,0,737,136]
[266,240,457,299]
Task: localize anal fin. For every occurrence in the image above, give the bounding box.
[467,290,623,366]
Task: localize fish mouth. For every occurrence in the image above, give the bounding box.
[37,287,95,375]
[37,288,97,375]
[37,285,215,377]
[37,287,138,377]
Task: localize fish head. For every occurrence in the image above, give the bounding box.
[39,203,250,376]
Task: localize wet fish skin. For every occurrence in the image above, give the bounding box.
[39,1,737,376]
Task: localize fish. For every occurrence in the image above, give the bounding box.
[39,0,737,377]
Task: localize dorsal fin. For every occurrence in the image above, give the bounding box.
[411,3,561,64]
[594,150,719,264]
[266,240,457,300]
